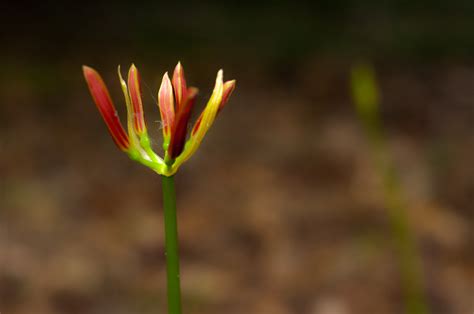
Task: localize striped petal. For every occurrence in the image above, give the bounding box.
[158,72,175,147]
[127,64,147,135]
[172,62,187,112]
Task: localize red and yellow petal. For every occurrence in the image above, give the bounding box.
[171,69,225,171]
[218,80,236,113]
[191,77,235,136]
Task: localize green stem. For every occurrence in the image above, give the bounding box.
[375,144,428,314]
[350,64,428,313]
[161,175,182,314]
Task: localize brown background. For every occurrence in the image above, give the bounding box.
[1,2,473,313]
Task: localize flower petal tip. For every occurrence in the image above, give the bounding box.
[172,62,187,111]
[219,80,236,111]
[158,72,175,137]
[82,65,98,79]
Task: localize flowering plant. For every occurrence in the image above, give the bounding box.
[83,62,235,314]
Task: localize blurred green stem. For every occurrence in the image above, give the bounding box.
[372,134,428,314]
[161,175,182,314]
[351,64,428,314]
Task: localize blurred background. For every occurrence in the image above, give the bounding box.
[1,1,473,313]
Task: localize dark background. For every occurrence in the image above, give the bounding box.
[1,1,473,313]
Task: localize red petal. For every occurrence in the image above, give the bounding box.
[169,87,198,158]
[83,66,129,151]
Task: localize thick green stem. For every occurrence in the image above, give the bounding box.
[161,175,182,314]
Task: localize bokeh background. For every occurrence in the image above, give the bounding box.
[1,1,473,313]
